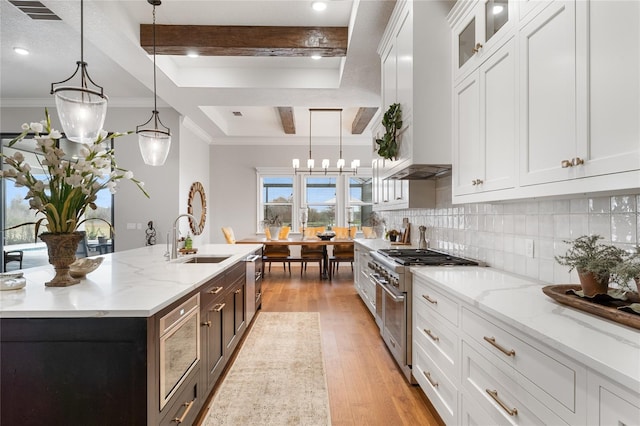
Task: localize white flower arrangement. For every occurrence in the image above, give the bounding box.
[1,108,148,235]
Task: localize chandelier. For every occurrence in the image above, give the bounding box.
[136,0,171,166]
[50,0,108,144]
[292,108,360,175]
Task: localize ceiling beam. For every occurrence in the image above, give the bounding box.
[351,107,379,134]
[277,107,296,134]
[140,25,348,57]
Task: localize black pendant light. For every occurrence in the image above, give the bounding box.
[51,0,108,144]
[136,0,171,166]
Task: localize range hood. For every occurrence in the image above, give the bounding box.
[386,164,452,180]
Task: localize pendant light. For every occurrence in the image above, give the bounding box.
[136,0,171,166]
[292,108,359,175]
[51,0,108,144]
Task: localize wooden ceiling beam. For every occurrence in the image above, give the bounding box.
[351,107,378,134]
[140,25,348,57]
[277,107,296,134]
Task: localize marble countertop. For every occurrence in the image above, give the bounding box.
[411,267,640,394]
[0,244,262,319]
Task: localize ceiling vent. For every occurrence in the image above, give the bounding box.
[8,0,61,20]
[232,111,243,117]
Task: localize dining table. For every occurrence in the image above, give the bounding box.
[236,236,354,279]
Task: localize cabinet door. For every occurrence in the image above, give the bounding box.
[453,3,482,81]
[519,1,576,186]
[578,0,640,177]
[233,282,246,335]
[480,37,516,192]
[453,70,482,196]
[202,300,225,390]
[382,42,397,110]
[223,289,236,353]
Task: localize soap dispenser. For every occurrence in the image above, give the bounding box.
[185,233,193,250]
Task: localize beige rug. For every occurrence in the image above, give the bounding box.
[202,312,331,426]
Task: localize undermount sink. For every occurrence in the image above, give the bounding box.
[182,256,231,264]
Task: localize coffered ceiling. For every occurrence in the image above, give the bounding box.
[1,0,396,145]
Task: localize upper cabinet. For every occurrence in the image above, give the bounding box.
[450,0,640,203]
[377,0,452,179]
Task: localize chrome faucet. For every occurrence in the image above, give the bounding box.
[171,213,200,260]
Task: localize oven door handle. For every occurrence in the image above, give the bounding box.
[378,279,405,302]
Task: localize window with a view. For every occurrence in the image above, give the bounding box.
[261,176,293,229]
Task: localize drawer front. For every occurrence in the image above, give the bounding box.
[414,299,459,380]
[460,390,499,426]
[413,276,459,327]
[461,307,577,414]
[599,387,640,426]
[201,275,225,306]
[413,340,459,426]
[461,342,568,425]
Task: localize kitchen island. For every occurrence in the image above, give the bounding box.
[0,243,262,426]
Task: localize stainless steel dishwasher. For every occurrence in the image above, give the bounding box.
[245,251,262,324]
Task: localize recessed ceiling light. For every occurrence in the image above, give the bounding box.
[187,52,199,58]
[13,47,29,55]
[311,54,322,60]
[312,1,327,12]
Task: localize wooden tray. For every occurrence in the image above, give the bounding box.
[178,248,198,254]
[542,285,640,330]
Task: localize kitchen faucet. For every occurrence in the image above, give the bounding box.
[170,213,201,260]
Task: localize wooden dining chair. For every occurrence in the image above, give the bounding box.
[300,227,324,278]
[329,243,354,280]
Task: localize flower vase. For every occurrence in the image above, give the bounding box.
[40,232,84,287]
[269,226,281,241]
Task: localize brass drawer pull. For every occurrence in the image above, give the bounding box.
[424,328,439,342]
[207,286,223,294]
[484,336,516,357]
[422,294,438,304]
[172,399,194,423]
[486,389,518,416]
[201,320,211,327]
[235,288,242,294]
[212,303,226,312]
[561,159,573,168]
[422,370,439,388]
[472,42,483,53]
[572,157,584,166]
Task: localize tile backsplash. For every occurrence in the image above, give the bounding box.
[380,176,640,285]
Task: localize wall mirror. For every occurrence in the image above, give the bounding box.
[187,181,206,235]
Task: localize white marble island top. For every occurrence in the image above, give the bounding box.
[0,244,262,319]
[411,267,640,395]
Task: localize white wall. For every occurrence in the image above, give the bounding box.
[380,176,640,286]
[210,144,372,243]
[179,118,211,246]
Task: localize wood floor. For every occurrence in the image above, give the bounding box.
[259,264,444,426]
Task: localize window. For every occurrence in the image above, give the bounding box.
[260,176,294,229]
[257,168,372,233]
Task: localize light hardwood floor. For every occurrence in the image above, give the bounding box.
[258,264,444,426]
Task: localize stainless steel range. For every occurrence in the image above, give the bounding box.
[368,248,480,383]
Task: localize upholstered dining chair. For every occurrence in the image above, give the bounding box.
[221,227,236,244]
[300,226,324,278]
[329,243,354,280]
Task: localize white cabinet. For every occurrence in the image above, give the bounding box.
[519,0,577,186]
[451,0,515,83]
[453,38,516,197]
[354,242,375,317]
[587,371,640,426]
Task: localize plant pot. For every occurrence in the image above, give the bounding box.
[39,232,84,287]
[268,226,281,241]
[577,269,609,297]
[389,235,397,242]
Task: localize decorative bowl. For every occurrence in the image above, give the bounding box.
[316,232,336,241]
[0,273,26,291]
[69,257,104,278]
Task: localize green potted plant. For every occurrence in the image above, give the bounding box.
[555,235,626,296]
[612,251,640,295]
[375,103,402,160]
[385,229,400,242]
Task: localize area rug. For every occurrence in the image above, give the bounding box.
[202,312,331,425]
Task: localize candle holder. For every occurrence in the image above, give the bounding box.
[299,207,309,240]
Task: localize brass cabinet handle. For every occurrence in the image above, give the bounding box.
[172,400,194,423]
[472,179,478,185]
[561,159,572,168]
[207,286,223,294]
[235,288,242,294]
[422,370,439,388]
[572,157,584,166]
[201,320,211,327]
[424,328,439,342]
[486,389,518,416]
[472,42,483,53]
[422,294,438,304]
[212,303,226,312]
[484,336,516,357]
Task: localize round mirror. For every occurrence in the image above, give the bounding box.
[187,181,206,235]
